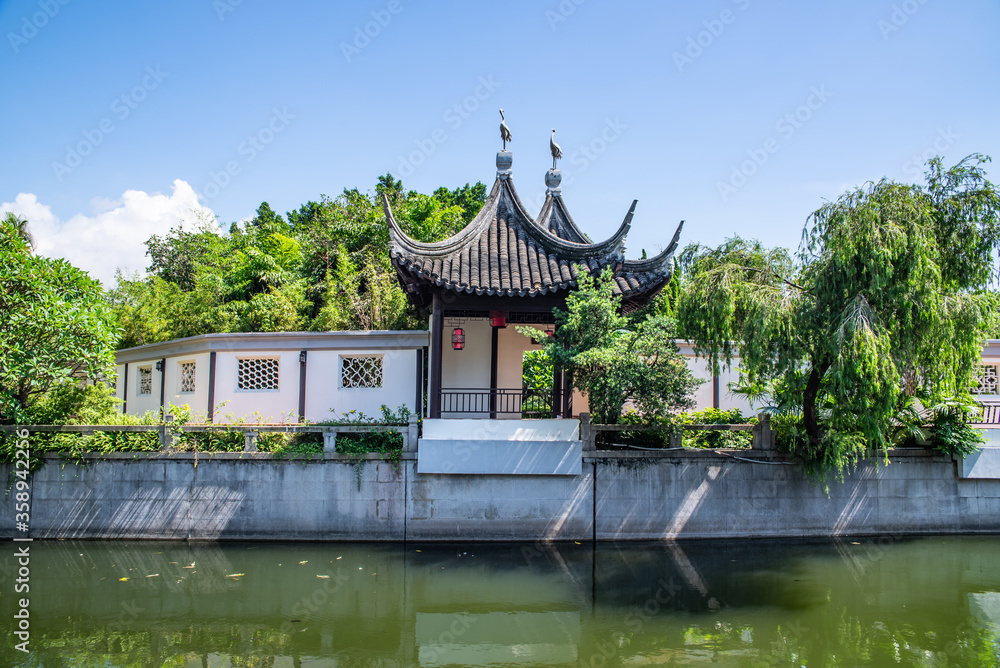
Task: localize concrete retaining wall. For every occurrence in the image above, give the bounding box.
[3,449,998,541]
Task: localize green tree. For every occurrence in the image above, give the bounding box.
[145,215,228,291]
[4,212,35,251]
[524,267,699,424]
[678,155,1000,475]
[313,249,412,331]
[0,216,119,423]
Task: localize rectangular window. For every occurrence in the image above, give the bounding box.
[138,366,152,396]
[341,355,383,389]
[237,357,279,390]
[974,364,999,395]
[180,361,196,393]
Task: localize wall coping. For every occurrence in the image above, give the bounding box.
[115,330,430,363]
[40,451,418,462]
[32,447,946,464]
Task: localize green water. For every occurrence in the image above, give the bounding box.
[2,536,999,666]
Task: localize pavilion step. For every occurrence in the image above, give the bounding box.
[417,438,582,476]
[421,418,579,442]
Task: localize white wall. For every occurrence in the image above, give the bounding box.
[120,358,163,418]
[305,349,418,422]
[441,319,491,390]
[214,352,299,424]
[496,324,544,389]
[117,354,212,419]
[677,343,755,415]
[163,353,211,421]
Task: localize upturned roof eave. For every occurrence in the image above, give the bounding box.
[621,220,684,274]
[381,179,503,258]
[383,175,633,264]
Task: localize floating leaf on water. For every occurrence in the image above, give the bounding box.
[225,573,245,578]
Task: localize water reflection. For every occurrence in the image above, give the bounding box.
[1,536,998,666]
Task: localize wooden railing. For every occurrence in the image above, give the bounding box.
[440,388,565,417]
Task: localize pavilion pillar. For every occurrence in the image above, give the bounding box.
[552,368,562,419]
[489,326,499,419]
[429,293,444,419]
[561,372,573,418]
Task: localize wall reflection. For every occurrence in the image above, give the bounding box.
[0,537,998,666]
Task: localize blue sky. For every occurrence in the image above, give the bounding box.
[2,0,998,284]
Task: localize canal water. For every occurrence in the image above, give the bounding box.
[2,536,999,666]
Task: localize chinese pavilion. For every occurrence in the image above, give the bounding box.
[382,143,682,420]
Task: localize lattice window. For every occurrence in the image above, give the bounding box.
[973,364,1000,395]
[138,366,152,395]
[341,356,383,389]
[237,358,279,390]
[180,361,196,393]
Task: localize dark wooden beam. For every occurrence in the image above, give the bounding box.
[552,368,562,419]
[429,294,444,419]
[415,348,424,418]
[122,363,128,414]
[207,352,217,424]
[297,350,307,423]
[159,358,166,417]
[490,325,499,419]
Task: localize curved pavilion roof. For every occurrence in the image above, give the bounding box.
[381,152,682,311]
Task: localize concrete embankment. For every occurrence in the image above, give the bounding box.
[3,448,998,541]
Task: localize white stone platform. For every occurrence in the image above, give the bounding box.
[418,419,582,475]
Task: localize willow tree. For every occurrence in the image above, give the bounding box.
[678,155,1000,474]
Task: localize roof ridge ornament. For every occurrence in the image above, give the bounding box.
[497,109,513,180]
[499,109,512,150]
[549,129,562,170]
[546,128,563,195]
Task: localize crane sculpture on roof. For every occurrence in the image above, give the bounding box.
[499,109,512,150]
[550,129,563,170]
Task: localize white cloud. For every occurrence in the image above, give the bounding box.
[1,180,217,286]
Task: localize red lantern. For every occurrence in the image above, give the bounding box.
[451,327,465,350]
[490,311,508,328]
[544,327,555,337]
